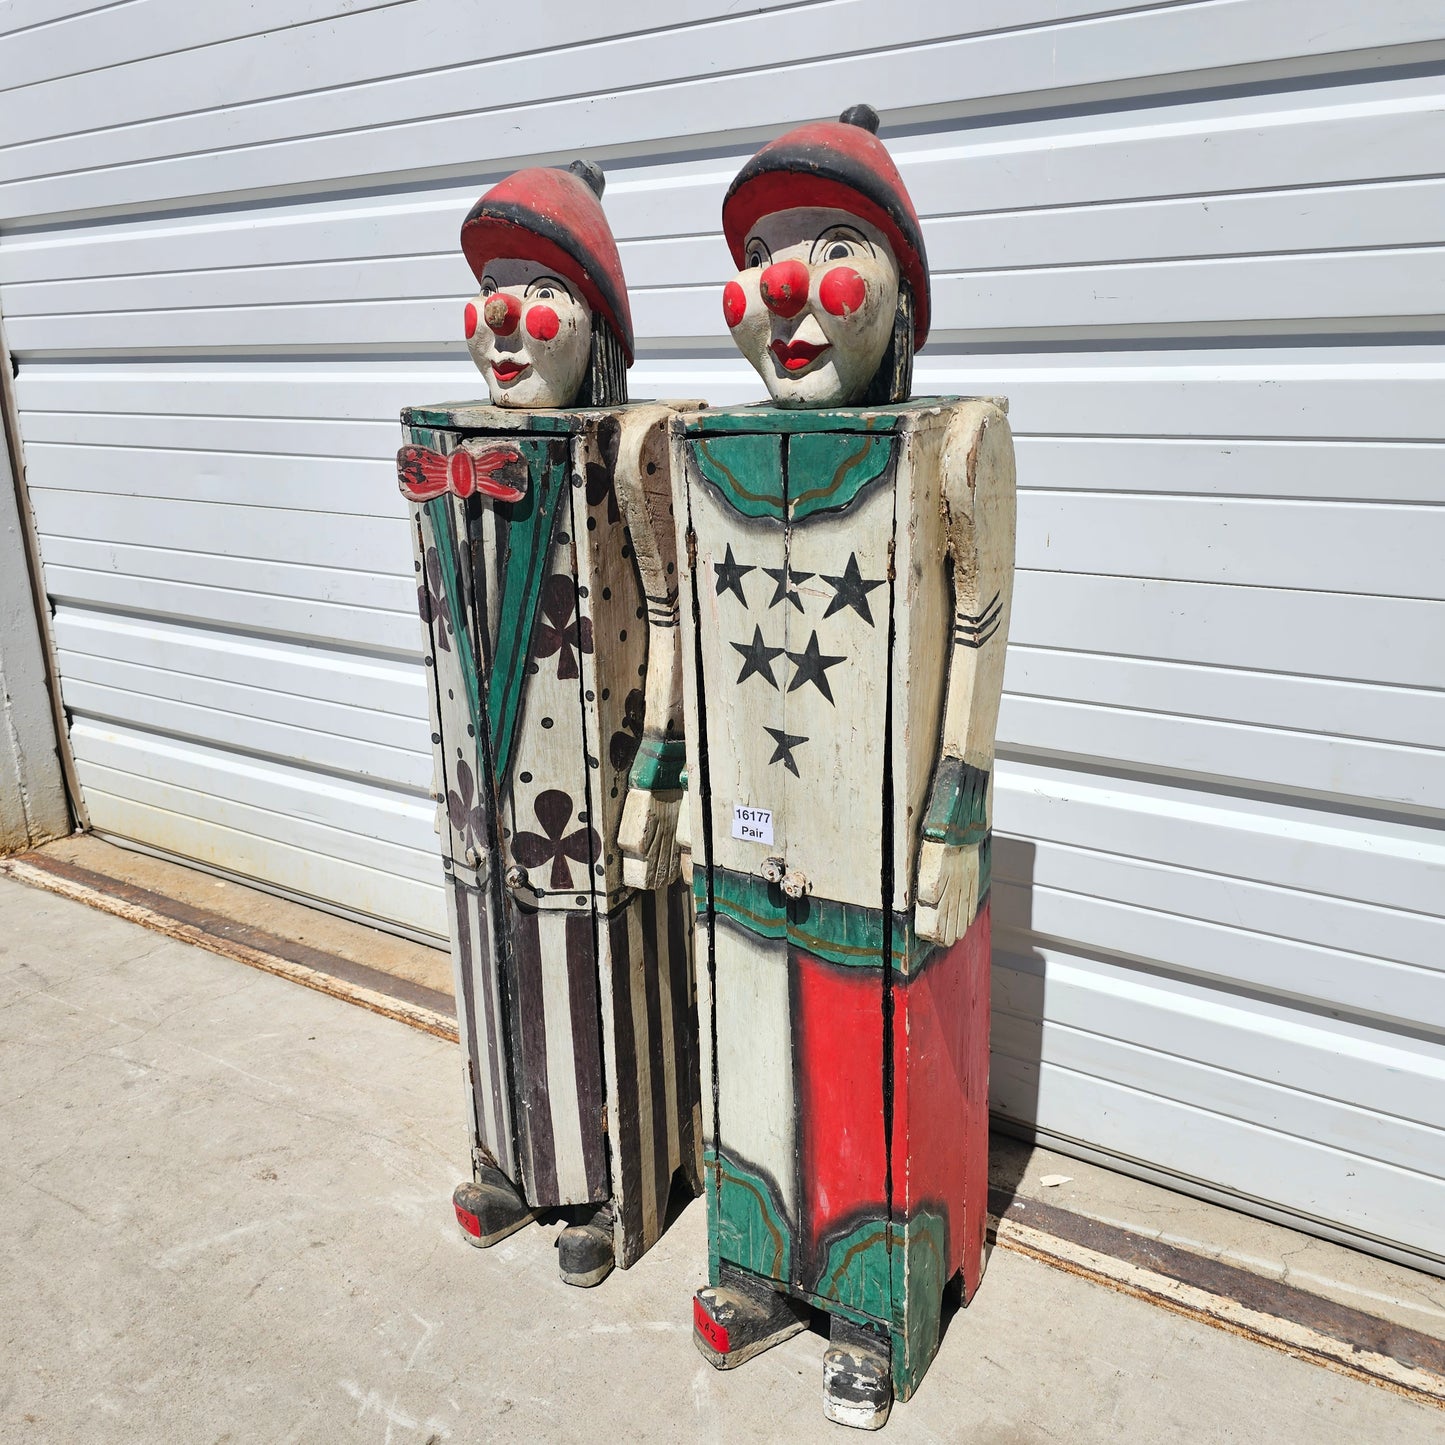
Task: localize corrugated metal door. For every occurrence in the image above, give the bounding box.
[1,3,1441,1265]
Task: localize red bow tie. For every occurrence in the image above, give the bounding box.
[396,443,527,503]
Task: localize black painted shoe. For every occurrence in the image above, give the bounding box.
[693,1264,810,1370]
[557,1202,615,1287]
[452,1167,532,1248]
[822,1317,893,1431]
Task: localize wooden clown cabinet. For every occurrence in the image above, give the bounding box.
[398,160,700,1290]
[659,106,1016,1428]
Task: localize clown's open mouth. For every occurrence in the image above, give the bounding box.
[492,359,531,383]
[770,339,830,374]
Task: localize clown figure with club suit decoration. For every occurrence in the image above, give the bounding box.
[398,159,701,1289]
[627,106,1017,1427]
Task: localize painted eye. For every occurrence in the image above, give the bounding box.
[811,230,869,266]
[535,287,555,299]
[481,281,496,297]
[745,245,768,269]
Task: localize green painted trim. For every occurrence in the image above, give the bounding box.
[691,434,784,520]
[424,496,483,740]
[628,734,686,791]
[921,757,990,847]
[702,1148,722,1285]
[705,863,785,938]
[698,860,1000,978]
[697,864,993,979]
[682,398,963,436]
[787,431,892,521]
[792,893,893,969]
[481,438,568,791]
[404,407,466,429]
[703,866,898,970]
[890,1211,948,1401]
[814,1216,893,1323]
[712,1150,792,1285]
[805,1209,951,1397]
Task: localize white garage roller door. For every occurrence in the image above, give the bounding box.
[1,2,1442,1267]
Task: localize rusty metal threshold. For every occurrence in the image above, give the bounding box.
[1,848,457,1043]
[987,1189,1443,1409]
[2,844,1441,1411]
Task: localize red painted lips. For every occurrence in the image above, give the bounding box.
[770,338,830,373]
[491,359,530,383]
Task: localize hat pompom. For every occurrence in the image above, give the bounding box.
[838,103,880,134]
[568,158,606,198]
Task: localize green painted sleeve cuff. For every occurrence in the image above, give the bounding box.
[921,756,990,847]
[628,734,686,791]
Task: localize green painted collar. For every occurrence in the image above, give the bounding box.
[681,397,981,436]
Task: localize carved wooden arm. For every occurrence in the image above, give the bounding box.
[914,400,1017,946]
[613,405,688,890]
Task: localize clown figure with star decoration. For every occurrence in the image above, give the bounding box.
[397,159,702,1291]
[634,105,1017,1429]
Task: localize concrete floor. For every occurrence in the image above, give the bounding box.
[1,875,1441,1444]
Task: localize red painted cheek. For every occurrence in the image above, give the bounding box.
[722,280,748,329]
[463,301,478,338]
[819,266,866,318]
[525,304,560,342]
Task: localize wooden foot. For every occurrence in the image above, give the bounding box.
[823,1317,893,1431]
[693,1265,809,1370]
[558,1202,615,1288]
[452,1168,532,1248]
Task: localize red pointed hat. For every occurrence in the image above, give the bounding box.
[722,104,929,350]
[461,160,634,364]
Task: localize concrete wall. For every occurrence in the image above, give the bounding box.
[0,421,68,853]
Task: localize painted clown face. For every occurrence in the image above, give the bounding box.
[723,206,900,408]
[465,258,593,408]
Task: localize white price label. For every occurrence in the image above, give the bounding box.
[731,804,774,846]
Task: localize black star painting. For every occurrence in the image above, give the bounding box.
[714,543,753,607]
[764,726,809,778]
[821,552,886,626]
[731,625,785,689]
[786,630,846,704]
[762,565,813,612]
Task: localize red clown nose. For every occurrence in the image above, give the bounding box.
[484,293,521,335]
[759,260,809,318]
